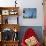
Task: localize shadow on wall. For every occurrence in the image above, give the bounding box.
[18,26,43,44]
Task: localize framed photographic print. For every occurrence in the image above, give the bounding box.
[9,10,18,15]
[23,8,37,19]
[10,11,17,15]
[8,16,18,24]
[2,10,9,15]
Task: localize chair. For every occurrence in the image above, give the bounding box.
[21,28,41,46]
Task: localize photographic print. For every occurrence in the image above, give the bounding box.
[23,8,37,18]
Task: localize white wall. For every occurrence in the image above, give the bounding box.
[0,0,43,26]
[18,0,44,26]
[0,0,15,7]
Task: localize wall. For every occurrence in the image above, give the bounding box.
[44,0,46,28]
[18,0,43,26]
[0,0,15,7]
[0,0,44,26]
[44,16,46,27]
